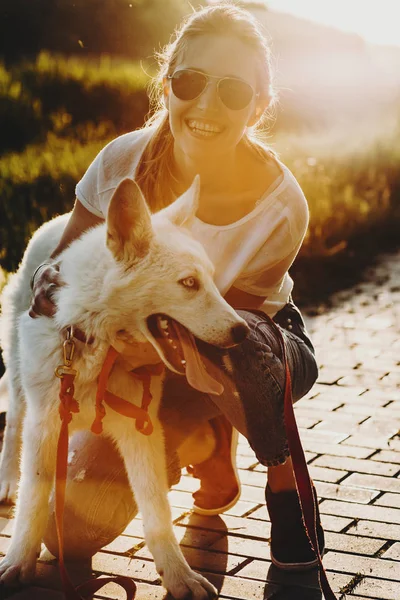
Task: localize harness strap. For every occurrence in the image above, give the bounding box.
[91,345,119,434]
[266,315,337,600]
[56,371,137,599]
[55,345,164,599]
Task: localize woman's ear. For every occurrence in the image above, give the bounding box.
[247,103,266,127]
[162,77,170,108]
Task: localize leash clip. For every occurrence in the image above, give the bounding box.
[55,326,77,378]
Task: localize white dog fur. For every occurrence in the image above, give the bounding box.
[0,177,247,598]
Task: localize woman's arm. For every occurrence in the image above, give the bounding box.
[29,199,103,318]
[50,198,104,259]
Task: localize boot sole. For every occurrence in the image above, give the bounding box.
[270,547,325,571]
[192,427,241,516]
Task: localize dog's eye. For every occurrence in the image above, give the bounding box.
[180,276,199,290]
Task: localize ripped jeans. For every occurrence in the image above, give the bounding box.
[161,300,318,470]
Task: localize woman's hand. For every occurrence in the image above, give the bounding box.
[29,263,63,318]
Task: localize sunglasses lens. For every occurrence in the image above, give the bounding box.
[219,78,254,110]
[170,70,207,101]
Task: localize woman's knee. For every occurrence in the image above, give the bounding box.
[43,431,136,558]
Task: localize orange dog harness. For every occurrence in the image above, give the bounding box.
[54,329,164,599]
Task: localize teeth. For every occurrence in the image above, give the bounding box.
[187,120,222,133]
[158,317,169,330]
[181,359,186,366]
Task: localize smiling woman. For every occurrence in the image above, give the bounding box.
[11,3,330,595]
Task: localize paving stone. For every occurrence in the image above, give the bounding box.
[357,417,400,438]
[344,472,400,493]
[347,519,400,541]
[301,440,374,459]
[298,429,350,444]
[205,572,266,599]
[233,558,351,593]
[92,552,159,582]
[103,535,143,554]
[373,492,400,509]
[312,455,399,477]
[135,545,249,574]
[315,481,379,504]
[351,577,400,600]
[323,551,399,579]
[245,505,353,533]
[176,512,271,540]
[343,434,399,450]
[381,542,400,561]
[324,531,385,555]
[308,465,347,483]
[94,580,165,599]
[320,499,400,524]
[208,535,271,560]
[0,534,10,554]
[371,449,400,464]
[239,485,266,504]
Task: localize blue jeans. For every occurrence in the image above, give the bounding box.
[160,301,318,468]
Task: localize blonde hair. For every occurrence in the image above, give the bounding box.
[136,2,277,212]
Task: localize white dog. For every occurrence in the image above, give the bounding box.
[0,177,248,598]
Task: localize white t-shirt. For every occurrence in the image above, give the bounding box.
[76,127,309,317]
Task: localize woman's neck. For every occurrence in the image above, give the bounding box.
[172,144,239,195]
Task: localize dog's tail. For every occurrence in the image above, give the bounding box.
[0,371,8,413]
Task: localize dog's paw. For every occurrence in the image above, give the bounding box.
[164,568,217,600]
[0,477,18,504]
[0,553,36,586]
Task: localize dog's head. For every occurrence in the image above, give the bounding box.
[103,176,248,394]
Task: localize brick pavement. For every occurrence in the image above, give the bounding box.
[0,250,399,599]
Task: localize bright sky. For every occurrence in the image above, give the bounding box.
[266,0,400,47]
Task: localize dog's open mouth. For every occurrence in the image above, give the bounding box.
[147,314,224,395]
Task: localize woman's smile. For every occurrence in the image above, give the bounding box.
[185,118,224,138]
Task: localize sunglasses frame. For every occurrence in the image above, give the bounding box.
[167,68,259,111]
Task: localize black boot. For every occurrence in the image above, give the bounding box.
[266,484,325,571]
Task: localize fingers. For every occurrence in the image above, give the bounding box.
[29,293,57,319]
[29,264,63,319]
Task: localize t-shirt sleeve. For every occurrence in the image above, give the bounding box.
[75,129,151,219]
[234,186,309,297]
[75,146,107,218]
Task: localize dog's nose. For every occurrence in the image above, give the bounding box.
[231,322,249,344]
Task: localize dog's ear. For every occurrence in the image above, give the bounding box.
[159,175,200,226]
[107,178,153,264]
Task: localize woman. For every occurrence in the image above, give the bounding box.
[29,4,324,571]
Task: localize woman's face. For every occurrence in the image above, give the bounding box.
[164,34,261,166]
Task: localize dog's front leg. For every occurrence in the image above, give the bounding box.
[0,409,58,586]
[115,426,217,600]
[0,376,25,504]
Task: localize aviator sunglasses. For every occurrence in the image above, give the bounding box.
[167,68,258,111]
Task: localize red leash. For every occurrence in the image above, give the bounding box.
[266,315,337,600]
[54,335,163,599]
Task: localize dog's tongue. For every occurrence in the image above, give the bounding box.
[172,322,224,395]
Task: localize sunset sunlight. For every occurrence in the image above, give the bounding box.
[266,0,400,47]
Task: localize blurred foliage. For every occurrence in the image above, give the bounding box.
[0,0,195,65]
[0,53,149,155]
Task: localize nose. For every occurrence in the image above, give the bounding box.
[231,322,249,344]
[197,80,219,110]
